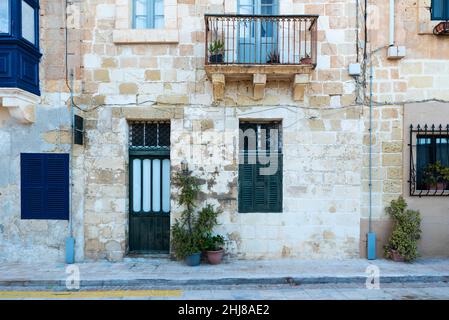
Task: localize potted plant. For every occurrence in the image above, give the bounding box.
[300,54,312,65]
[171,170,202,266]
[422,161,449,190]
[266,50,280,64]
[196,204,225,264]
[208,39,224,63]
[384,196,422,262]
[203,234,225,265]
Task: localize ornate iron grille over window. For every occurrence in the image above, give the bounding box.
[129,121,170,151]
[409,124,449,196]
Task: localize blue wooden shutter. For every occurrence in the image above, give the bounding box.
[21,153,69,220]
[431,0,449,20]
[46,154,69,219]
[21,153,45,219]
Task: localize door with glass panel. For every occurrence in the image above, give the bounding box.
[129,122,171,253]
[238,0,278,64]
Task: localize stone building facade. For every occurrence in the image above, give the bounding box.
[0,0,448,263]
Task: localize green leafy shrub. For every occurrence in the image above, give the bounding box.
[171,171,201,260]
[171,170,224,260]
[200,234,225,251]
[208,39,224,55]
[384,196,422,262]
[422,161,449,186]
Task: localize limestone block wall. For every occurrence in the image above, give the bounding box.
[0,0,83,263]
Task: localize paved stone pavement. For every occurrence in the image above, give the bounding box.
[1,258,449,287]
[1,282,449,300]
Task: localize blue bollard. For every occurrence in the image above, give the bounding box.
[66,237,75,264]
[367,232,376,260]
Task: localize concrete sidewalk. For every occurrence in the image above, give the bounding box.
[0,257,448,288]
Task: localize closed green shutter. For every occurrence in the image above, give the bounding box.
[239,153,282,213]
[238,161,255,213]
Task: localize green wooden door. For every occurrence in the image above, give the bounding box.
[128,122,171,253]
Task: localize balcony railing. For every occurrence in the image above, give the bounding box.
[205,14,318,66]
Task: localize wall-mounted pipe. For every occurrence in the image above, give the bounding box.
[389,0,395,46]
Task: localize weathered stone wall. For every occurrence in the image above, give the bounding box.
[75,0,363,261]
[2,0,449,262]
[0,0,82,263]
[359,0,449,258]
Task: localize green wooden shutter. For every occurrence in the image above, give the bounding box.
[238,161,255,213]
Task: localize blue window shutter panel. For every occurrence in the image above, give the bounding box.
[21,153,69,220]
[21,153,45,219]
[46,154,69,220]
[431,0,449,20]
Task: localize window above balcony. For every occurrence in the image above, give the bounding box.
[0,0,41,124]
[204,14,318,102]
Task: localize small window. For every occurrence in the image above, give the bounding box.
[21,153,69,220]
[133,0,164,29]
[416,135,449,190]
[0,0,9,34]
[431,0,449,21]
[21,0,36,44]
[409,124,449,196]
[238,121,283,213]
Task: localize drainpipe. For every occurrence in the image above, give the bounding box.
[66,69,75,264]
[389,0,395,46]
[367,50,376,260]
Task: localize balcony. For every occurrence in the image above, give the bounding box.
[204,14,318,101]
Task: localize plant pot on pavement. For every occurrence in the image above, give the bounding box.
[391,250,405,262]
[185,252,202,266]
[206,248,224,265]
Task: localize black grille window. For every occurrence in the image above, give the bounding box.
[409,124,449,196]
[129,121,170,150]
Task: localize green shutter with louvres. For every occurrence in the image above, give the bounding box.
[239,153,282,213]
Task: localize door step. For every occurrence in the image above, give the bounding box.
[125,253,172,261]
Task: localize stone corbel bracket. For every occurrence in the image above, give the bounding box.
[293,74,311,101]
[211,73,226,101]
[0,88,40,124]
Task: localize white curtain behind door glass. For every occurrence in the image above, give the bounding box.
[132,159,142,212]
[0,1,9,33]
[152,159,161,212]
[162,159,170,212]
[142,159,152,212]
[22,1,35,44]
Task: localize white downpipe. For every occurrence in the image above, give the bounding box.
[389,0,395,46]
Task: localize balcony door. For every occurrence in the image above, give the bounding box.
[238,0,278,64]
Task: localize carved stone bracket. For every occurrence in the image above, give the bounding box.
[293,74,311,101]
[211,73,225,101]
[253,74,267,100]
[0,88,40,124]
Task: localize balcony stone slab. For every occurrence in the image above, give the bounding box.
[0,88,40,124]
[206,65,313,102]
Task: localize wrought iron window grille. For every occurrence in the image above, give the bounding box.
[128,121,170,151]
[409,124,449,197]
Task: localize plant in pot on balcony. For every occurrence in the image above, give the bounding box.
[266,50,280,64]
[422,161,449,191]
[171,170,202,266]
[384,196,421,262]
[300,54,312,65]
[208,39,224,63]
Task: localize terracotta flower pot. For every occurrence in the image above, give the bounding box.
[206,249,224,265]
[391,250,405,262]
[426,182,448,191]
[300,57,313,65]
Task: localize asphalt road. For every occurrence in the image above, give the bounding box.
[1,282,449,300]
